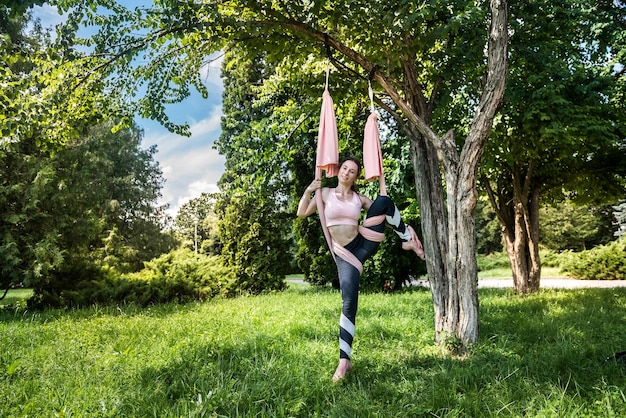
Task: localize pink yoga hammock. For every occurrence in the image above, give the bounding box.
[315,69,387,257]
[362,81,387,196]
[315,65,339,258]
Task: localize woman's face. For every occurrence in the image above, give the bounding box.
[339,160,359,185]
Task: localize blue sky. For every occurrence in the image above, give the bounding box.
[32,3,226,218]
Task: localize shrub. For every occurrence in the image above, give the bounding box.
[27,255,109,309]
[560,239,626,280]
[133,248,235,299]
[476,252,510,271]
[29,249,236,308]
[538,248,564,268]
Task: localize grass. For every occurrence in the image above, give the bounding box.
[1,283,625,417]
[0,288,33,307]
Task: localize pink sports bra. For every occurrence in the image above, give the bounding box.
[325,188,362,227]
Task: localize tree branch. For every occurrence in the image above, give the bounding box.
[460,0,509,177]
[258,17,445,156]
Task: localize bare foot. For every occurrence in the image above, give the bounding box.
[402,226,425,260]
[332,358,353,382]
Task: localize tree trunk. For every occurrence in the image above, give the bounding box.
[488,164,542,294]
[505,185,541,294]
[410,130,481,347]
[403,0,507,348]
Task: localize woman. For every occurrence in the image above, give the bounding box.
[296,157,425,382]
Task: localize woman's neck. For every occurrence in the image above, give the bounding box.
[335,184,353,194]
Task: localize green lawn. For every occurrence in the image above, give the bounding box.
[1,284,625,417]
[0,288,32,307]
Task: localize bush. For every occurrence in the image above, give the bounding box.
[538,248,564,268]
[560,239,626,280]
[476,252,510,271]
[28,257,112,309]
[29,249,236,309]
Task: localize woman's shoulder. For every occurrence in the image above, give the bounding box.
[357,192,372,207]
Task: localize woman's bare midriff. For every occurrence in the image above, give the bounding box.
[328,225,359,247]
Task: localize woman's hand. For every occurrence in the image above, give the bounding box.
[297,179,322,218]
[306,179,322,194]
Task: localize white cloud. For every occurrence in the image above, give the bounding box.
[142,106,226,218]
[30,5,67,29]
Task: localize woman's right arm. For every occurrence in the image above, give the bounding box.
[296,179,322,218]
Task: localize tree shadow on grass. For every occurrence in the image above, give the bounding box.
[345,288,626,415]
[122,287,626,417]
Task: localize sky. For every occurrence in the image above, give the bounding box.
[31,3,226,218]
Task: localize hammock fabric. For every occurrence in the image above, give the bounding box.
[315,75,386,258]
[315,66,339,259]
[362,82,387,196]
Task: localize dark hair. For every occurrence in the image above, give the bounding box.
[339,157,362,173]
[338,157,362,191]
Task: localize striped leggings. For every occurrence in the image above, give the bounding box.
[333,195,411,360]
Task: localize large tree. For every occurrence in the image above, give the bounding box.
[214,47,298,291]
[1,120,174,298]
[57,0,508,347]
[480,0,626,293]
[174,192,221,255]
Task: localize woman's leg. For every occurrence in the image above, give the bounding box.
[336,256,359,360]
[366,195,410,237]
[333,256,358,381]
[332,235,380,381]
[365,196,424,259]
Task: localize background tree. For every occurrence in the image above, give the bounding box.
[480,0,626,293]
[540,202,617,252]
[174,193,221,255]
[214,48,296,291]
[1,10,62,296]
[1,119,175,299]
[614,202,626,239]
[71,121,175,273]
[474,197,504,255]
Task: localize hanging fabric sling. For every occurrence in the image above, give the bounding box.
[315,63,339,260]
[362,80,387,196]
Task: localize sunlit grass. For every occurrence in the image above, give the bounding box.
[1,285,625,416]
[0,288,33,307]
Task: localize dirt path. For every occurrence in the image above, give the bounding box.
[411,277,626,289]
[288,277,626,288]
